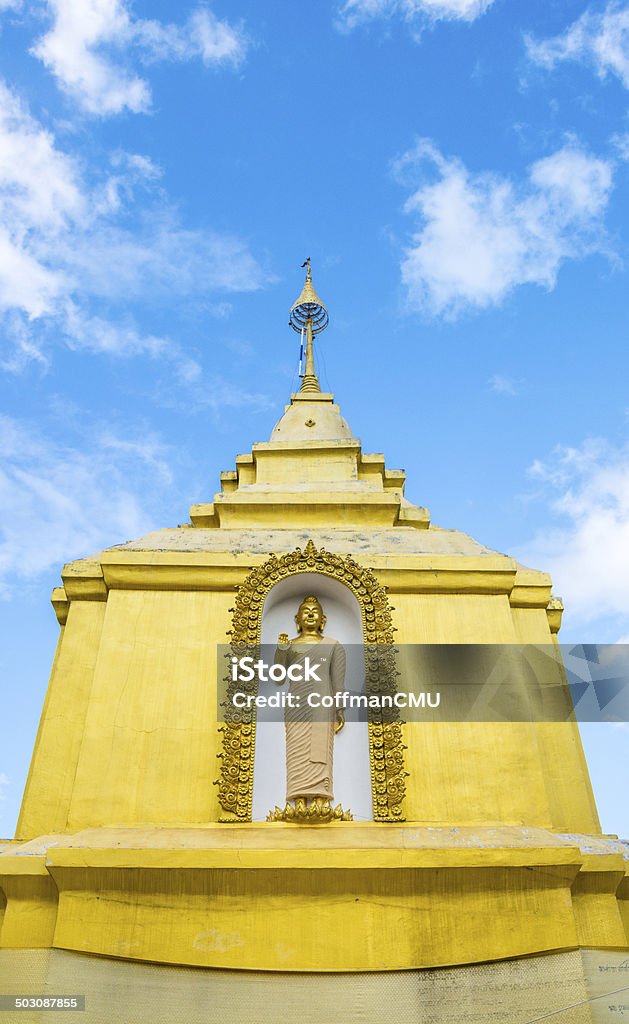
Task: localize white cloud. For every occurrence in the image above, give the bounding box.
[0,78,267,373]
[0,415,173,594]
[612,131,629,160]
[526,3,629,89]
[57,218,267,302]
[338,0,494,30]
[488,373,518,396]
[0,314,49,373]
[136,8,246,66]
[32,0,147,116]
[396,138,613,316]
[32,0,247,116]
[516,439,629,631]
[94,150,161,215]
[56,307,203,384]
[0,773,9,803]
[0,80,83,317]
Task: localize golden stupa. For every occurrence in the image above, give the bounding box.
[1,264,627,1024]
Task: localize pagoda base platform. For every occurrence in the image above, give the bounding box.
[1,825,627,973]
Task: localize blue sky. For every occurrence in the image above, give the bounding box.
[0,0,628,838]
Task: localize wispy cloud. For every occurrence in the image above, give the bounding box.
[516,438,629,632]
[149,372,275,422]
[195,377,275,415]
[612,132,629,160]
[0,773,9,803]
[337,0,495,31]
[0,78,268,374]
[31,0,248,116]
[395,138,613,316]
[488,373,519,396]
[0,415,175,594]
[526,3,629,90]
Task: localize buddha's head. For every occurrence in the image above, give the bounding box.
[295,595,326,635]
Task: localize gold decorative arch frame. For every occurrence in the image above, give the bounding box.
[215,540,407,822]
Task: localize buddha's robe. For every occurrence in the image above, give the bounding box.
[274,639,346,801]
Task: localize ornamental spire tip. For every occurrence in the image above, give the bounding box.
[289,260,328,394]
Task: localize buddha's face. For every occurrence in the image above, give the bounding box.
[296,598,325,634]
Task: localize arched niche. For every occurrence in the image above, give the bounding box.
[252,572,372,821]
[216,541,407,823]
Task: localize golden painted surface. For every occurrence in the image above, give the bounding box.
[0,858,57,949]
[266,798,353,822]
[2,825,628,967]
[2,314,625,971]
[64,589,231,830]
[16,601,106,841]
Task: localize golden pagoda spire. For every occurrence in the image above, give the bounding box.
[289,259,329,394]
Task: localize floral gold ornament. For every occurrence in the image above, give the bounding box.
[215,540,407,822]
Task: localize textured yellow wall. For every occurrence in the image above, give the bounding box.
[16,601,106,841]
[392,593,543,826]
[254,448,359,485]
[391,593,600,831]
[510,606,600,833]
[15,581,601,836]
[64,589,232,829]
[392,592,518,644]
[0,863,57,948]
[48,859,580,971]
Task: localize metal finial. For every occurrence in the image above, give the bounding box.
[290,261,328,394]
[289,259,329,335]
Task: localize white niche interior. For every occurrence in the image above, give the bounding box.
[251,572,374,822]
